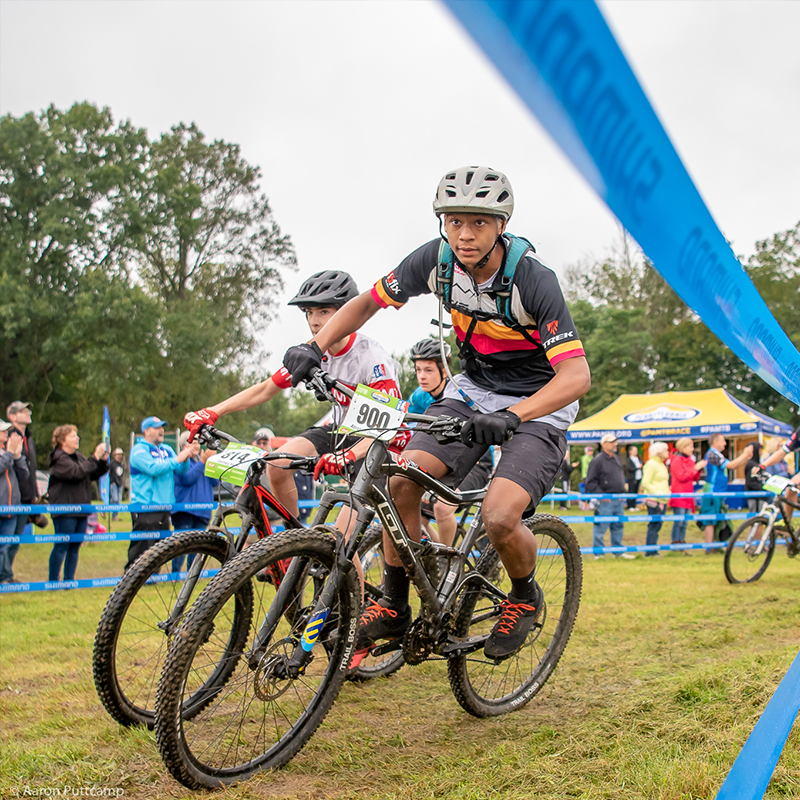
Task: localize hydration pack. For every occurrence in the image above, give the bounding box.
[435,233,538,345]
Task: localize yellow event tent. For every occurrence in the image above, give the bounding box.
[567,388,793,444]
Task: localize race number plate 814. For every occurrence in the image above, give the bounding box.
[338,385,408,442]
[204,443,264,486]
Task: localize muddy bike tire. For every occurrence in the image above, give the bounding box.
[447,514,582,717]
[92,528,252,728]
[155,528,360,790]
[724,515,776,584]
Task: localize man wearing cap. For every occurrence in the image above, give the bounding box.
[585,434,635,559]
[3,402,38,583]
[127,417,194,568]
[252,428,274,452]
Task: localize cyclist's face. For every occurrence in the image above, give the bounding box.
[415,360,442,393]
[443,213,506,268]
[303,306,338,336]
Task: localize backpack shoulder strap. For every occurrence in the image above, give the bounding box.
[494,234,535,323]
[435,240,455,305]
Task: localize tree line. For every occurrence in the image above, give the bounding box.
[2,102,797,467]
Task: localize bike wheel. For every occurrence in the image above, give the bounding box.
[155,528,360,789]
[93,528,252,728]
[447,514,582,717]
[724,516,776,584]
[348,523,406,682]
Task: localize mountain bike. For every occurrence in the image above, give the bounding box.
[92,431,355,729]
[350,492,492,682]
[154,369,583,789]
[724,472,800,584]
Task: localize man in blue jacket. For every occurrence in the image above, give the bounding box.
[126,416,193,569]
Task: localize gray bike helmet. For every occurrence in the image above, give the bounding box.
[288,271,359,308]
[433,166,514,220]
[410,339,451,362]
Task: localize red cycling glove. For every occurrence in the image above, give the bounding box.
[388,426,412,453]
[184,408,219,442]
[314,450,356,481]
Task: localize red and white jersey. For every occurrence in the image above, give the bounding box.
[272,333,401,416]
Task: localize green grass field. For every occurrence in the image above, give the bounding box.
[1,510,798,799]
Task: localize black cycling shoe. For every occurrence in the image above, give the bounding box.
[356,598,411,649]
[484,582,544,661]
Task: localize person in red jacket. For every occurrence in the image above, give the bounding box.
[668,438,706,550]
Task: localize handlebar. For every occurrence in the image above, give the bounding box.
[196,425,240,451]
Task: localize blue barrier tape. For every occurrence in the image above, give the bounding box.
[440,0,800,402]
[0,491,772,517]
[0,512,758,546]
[716,649,800,800]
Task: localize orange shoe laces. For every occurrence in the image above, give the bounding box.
[496,600,536,635]
[360,599,398,625]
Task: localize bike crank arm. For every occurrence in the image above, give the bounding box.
[246,555,310,669]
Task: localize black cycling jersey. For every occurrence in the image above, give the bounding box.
[371,237,585,397]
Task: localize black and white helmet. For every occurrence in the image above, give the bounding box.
[433,166,514,220]
[288,271,359,308]
[410,339,451,362]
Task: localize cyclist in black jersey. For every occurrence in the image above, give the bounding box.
[285,166,591,660]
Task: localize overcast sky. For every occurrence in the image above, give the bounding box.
[2,0,799,378]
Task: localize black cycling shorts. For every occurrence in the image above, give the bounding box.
[296,424,360,457]
[407,398,566,506]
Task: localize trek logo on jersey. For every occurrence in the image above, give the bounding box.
[542,329,575,348]
[373,363,387,379]
[385,271,400,294]
[546,320,559,336]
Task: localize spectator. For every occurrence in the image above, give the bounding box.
[0,419,29,584]
[47,425,109,583]
[639,441,669,557]
[625,445,643,510]
[700,433,753,554]
[579,445,594,509]
[170,431,219,573]
[668,437,706,552]
[127,417,194,569]
[763,437,791,477]
[585,434,635,559]
[744,441,765,514]
[3,401,38,583]
[558,451,577,509]
[252,428,275,451]
[109,448,125,519]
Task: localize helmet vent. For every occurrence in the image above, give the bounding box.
[485,173,499,181]
[465,170,474,185]
[497,190,510,203]
[475,189,489,198]
[446,173,456,180]
[446,189,456,197]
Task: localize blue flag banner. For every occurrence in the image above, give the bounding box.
[99,405,110,504]
[441,0,800,404]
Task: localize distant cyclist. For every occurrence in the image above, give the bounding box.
[184,270,402,519]
[408,337,493,546]
[759,428,800,521]
[284,166,590,660]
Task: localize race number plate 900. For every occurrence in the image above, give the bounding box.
[338,385,408,442]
